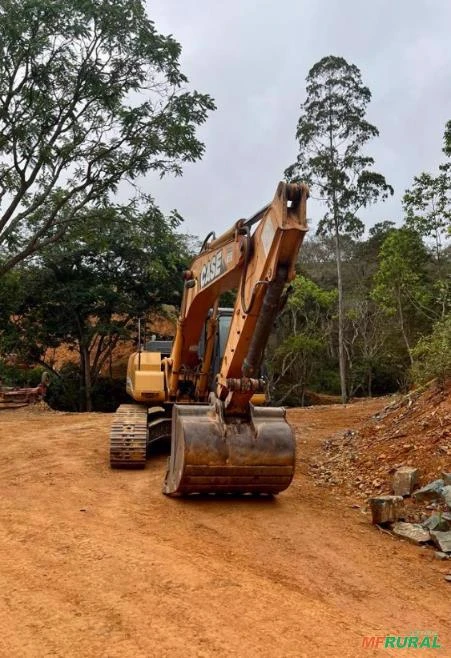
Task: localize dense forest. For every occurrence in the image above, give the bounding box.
[0,1,449,411]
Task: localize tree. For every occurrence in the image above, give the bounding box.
[444,119,451,157]
[411,315,451,385]
[285,56,393,402]
[267,274,337,404]
[403,172,450,265]
[372,228,433,366]
[345,298,390,397]
[3,200,190,410]
[368,220,396,241]
[0,0,214,275]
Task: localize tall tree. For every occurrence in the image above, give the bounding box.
[285,56,393,402]
[0,0,214,275]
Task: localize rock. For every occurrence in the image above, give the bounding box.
[423,514,450,532]
[412,479,444,503]
[434,551,450,560]
[392,466,419,497]
[442,472,451,486]
[441,485,451,508]
[369,495,404,525]
[390,522,430,545]
[445,575,451,582]
[430,530,451,553]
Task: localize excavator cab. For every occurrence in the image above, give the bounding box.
[206,308,233,387]
[197,307,266,405]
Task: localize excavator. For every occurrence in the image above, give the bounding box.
[109,181,309,495]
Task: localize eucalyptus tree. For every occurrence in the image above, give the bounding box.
[285,56,392,401]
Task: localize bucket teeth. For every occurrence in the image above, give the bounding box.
[109,404,148,468]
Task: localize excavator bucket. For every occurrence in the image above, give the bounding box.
[163,402,295,496]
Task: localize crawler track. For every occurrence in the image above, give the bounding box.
[109,404,148,468]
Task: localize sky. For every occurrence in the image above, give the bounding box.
[142,0,451,239]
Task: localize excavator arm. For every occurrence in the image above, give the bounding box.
[163,182,309,495]
[168,182,308,404]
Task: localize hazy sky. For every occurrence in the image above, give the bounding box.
[143,0,451,239]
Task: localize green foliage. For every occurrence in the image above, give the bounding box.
[444,120,451,157]
[403,171,450,261]
[273,118,450,402]
[411,315,451,385]
[267,274,337,404]
[372,228,432,317]
[368,220,397,240]
[1,200,190,410]
[372,227,435,368]
[0,0,215,274]
[287,274,337,315]
[45,362,128,411]
[0,360,45,387]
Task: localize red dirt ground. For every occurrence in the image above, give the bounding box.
[0,397,450,657]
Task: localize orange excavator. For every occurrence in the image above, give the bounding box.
[109,181,309,495]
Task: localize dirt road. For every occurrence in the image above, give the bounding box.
[0,400,449,658]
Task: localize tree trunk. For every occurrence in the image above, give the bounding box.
[80,343,93,412]
[397,294,413,366]
[335,228,347,403]
[328,87,347,405]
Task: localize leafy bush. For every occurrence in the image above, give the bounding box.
[46,362,128,412]
[411,315,451,384]
[0,361,45,387]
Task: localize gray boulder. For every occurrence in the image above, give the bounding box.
[440,485,451,509]
[423,514,450,532]
[430,530,451,553]
[391,522,430,545]
[412,479,444,502]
